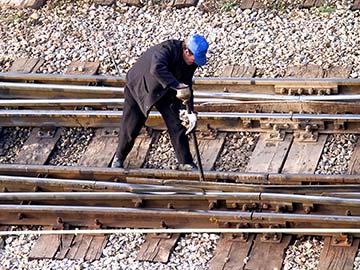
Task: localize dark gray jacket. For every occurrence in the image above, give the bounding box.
[126,40,197,115]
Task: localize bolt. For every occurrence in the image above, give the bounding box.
[273,234,279,241]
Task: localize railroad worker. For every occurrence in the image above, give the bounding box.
[111,34,209,171]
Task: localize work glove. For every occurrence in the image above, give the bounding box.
[172,84,191,103]
[186,111,197,135]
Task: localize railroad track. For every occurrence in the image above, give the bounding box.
[1,72,360,269]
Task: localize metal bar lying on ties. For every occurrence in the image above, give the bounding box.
[0,204,360,225]
[0,82,124,93]
[195,92,360,101]
[3,110,360,121]
[2,191,360,207]
[0,175,198,192]
[0,98,242,107]
[2,228,360,236]
[2,72,360,85]
[0,72,126,85]
[0,164,359,184]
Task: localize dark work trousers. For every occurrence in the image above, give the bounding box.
[115,87,193,165]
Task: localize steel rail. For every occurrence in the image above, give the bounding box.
[0,204,359,228]
[2,72,360,85]
[129,178,360,193]
[3,110,360,133]
[2,191,360,207]
[1,175,360,194]
[0,82,124,93]
[3,110,360,120]
[0,98,244,106]
[0,175,199,192]
[2,228,360,236]
[3,81,360,101]
[3,80,360,101]
[0,164,358,184]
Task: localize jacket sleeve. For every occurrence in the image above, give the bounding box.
[149,46,179,90]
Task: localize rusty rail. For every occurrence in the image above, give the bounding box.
[0,164,357,184]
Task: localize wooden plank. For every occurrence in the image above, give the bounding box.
[15,128,61,165]
[324,66,352,78]
[55,234,75,259]
[245,235,292,270]
[315,0,327,6]
[239,0,254,9]
[285,64,324,78]
[137,233,180,263]
[0,226,9,249]
[93,0,115,5]
[85,235,108,261]
[221,65,256,77]
[318,237,360,270]
[246,133,292,173]
[66,234,94,260]
[348,139,360,174]
[252,0,266,9]
[125,131,158,169]
[299,0,316,8]
[351,0,360,10]
[282,134,327,174]
[209,234,254,270]
[190,132,226,171]
[65,61,100,75]
[78,128,118,167]
[173,0,199,8]
[29,234,60,259]
[9,58,44,73]
[119,0,142,7]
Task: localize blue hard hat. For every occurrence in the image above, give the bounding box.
[188,34,209,66]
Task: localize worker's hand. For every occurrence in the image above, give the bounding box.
[186,112,197,135]
[174,84,191,103]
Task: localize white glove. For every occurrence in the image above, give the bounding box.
[186,112,197,135]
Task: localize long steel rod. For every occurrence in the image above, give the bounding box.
[0,175,198,192]
[1,228,360,236]
[0,164,358,184]
[0,98,242,106]
[3,81,360,101]
[0,82,124,92]
[1,204,359,224]
[2,110,360,121]
[2,72,360,84]
[2,191,360,206]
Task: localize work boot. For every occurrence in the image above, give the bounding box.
[111,156,124,168]
[178,162,198,171]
